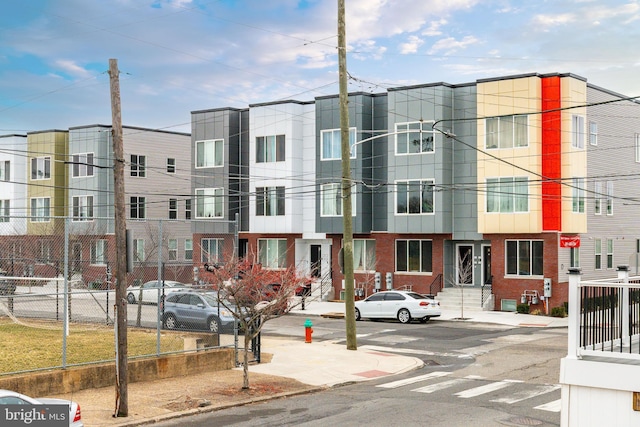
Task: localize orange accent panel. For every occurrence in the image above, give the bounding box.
[541,76,562,231]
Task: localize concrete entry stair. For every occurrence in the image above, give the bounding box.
[435,287,487,314]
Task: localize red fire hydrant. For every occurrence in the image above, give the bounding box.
[304,319,313,343]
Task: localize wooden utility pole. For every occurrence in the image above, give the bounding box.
[338,0,357,350]
[108,58,128,417]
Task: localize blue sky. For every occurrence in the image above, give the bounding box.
[1,0,639,134]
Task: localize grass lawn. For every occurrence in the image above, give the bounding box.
[0,318,184,374]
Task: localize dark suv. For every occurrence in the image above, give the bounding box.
[161,290,237,333]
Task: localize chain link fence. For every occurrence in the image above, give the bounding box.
[0,216,247,376]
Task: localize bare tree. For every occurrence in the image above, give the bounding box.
[447,249,473,320]
[200,258,309,389]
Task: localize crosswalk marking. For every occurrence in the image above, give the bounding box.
[490,384,561,404]
[412,378,471,394]
[377,371,451,389]
[535,399,562,413]
[454,379,522,398]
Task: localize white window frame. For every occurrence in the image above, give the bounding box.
[607,239,614,269]
[91,239,108,265]
[130,154,146,177]
[185,238,193,260]
[201,238,224,263]
[185,199,192,220]
[572,115,585,149]
[168,239,177,261]
[594,181,602,215]
[395,121,435,155]
[606,181,613,215]
[485,115,528,149]
[37,240,51,264]
[594,238,602,270]
[30,197,50,222]
[0,199,9,222]
[572,177,585,213]
[72,195,94,221]
[353,239,376,271]
[486,177,529,213]
[195,139,224,168]
[321,128,356,161]
[395,239,432,273]
[31,156,51,180]
[505,240,544,277]
[320,183,356,217]
[72,153,94,178]
[589,122,598,146]
[256,135,285,163]
[169,198,178,220]
[130,196,146,220]
[0,160,9,181]
[195,188,224,218]
[570,247,580,268]
[167,158,176,173]
[256,186,285,216]
[133,239,145,262]
[395,179,435,215]
[258,239,287,269]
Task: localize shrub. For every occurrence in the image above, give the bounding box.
[516,303,530,314]
[551,306,567,318]
[530,309,542,316]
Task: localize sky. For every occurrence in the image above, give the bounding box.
[1,0,640,135]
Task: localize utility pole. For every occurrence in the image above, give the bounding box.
[338,0,357,350]
[108,58,128,417]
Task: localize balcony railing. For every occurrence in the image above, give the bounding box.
[568,266,640,362]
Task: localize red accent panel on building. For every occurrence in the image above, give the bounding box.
[541,76,562,231]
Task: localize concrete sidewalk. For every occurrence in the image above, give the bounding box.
[48,300,567,426]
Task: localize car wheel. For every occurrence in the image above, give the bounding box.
[355,307,361,321]
[127,293,136,304]
[163,314,178,330]
[420,316,430,323]
[208,316,220,333]
[398,308,411,324]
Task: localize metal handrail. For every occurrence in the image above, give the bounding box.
[429,274,443,296]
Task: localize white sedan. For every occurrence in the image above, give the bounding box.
[126,280,189,304]
[0,389,83,426]
[354,290,441,324]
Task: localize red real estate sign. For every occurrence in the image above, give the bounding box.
[560,235,581,248]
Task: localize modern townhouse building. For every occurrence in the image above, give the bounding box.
[0,134,28,276]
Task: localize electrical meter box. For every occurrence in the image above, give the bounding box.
[543,278,552,298]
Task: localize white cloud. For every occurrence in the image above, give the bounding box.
[531,13,576,30]
[399,36,424,54]
[422,19,447,37]
[53,60,92,79]
[428,36,480,55]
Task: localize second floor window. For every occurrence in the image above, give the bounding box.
[130,196,146,219]
[185,199,192,219]
[30,197,50,222]
[572,178,585,213]
[321,183,355,216]
[196,188,223,218]
[396,179,434,215]
[131,155,146,177]
[321,128,356,160]
[0,160,9,181]
[256,135,285,162]
[169,198,177,219]
[31,157,51,180]
[594,181,602,215]
[72,153,94,177]
[486,177,528,213]
[396,122,435,154]
[72,196,94,221]
[167,158,175,173]
[589,122,598,146]
[572,115,585,149]
[486,115,528,149]
[606,181,613,215]
[196,139,224,168]
[256,186,285,216]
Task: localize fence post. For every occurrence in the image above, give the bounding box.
[63,217,69,368]
[617,265,630,348]
[156,220,163,356]
[567,268,581,359]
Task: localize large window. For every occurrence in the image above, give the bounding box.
[485,115,528,149]
[91,239,108,265]
[595,238,602,270]
[321,183,356,216]
[30,197,50,222]
[169,198,177,220]
[201,238,223,263]
[195,188,224,218]
[258,239,287,268]
[396,121,435,154]
[321,128,356,160]
[72,153,94,177]
[607,239,614,269]
[130,154,146,177]
[72,196,94,221]
[486,177,528,213]
[396,179,435,215]
[196,139,224,168]
[353,239,376,271]
[396,240,432,273]
[0,200,9,222]
[256,135,285,163]
[572,115,585,149]
[506,240,543,276]
[572,178,585,213]
[256,186,285,216]
[130,196,146,219]
[31,157,51,180]
[0,160,9,181]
